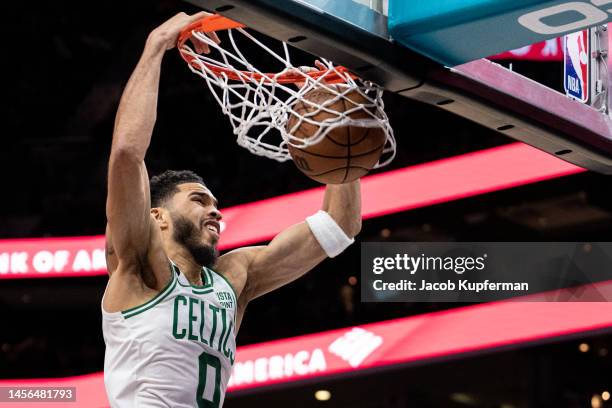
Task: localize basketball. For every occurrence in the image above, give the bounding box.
[286,87,387,184]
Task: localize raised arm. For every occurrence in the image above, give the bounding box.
[233,180,361,302]
[106,12,209,266]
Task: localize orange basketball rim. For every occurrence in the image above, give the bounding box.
[178,14,354,84]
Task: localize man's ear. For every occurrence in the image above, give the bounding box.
[151,207,169,230]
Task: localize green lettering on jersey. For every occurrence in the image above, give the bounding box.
[208,304,220,348]
[196,351,221,407]
[199,300,208,345]
[188,297,199,341]
[216,291,233,309]
[173,294,234,365]
[217,309,227,353]
[173,295,187,339]
[222,320,235,365]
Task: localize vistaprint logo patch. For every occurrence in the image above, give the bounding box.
[328,328,382,368]
[372,253,487,275]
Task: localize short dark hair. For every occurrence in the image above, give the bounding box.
[150,170,205,208]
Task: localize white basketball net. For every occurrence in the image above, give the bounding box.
[180,25,396,166]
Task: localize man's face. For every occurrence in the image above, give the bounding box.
[167,183,222,267]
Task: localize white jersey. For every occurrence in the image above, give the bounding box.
[102,260,237,408]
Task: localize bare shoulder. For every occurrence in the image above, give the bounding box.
[102,216,172,313]
[215,246,265,300]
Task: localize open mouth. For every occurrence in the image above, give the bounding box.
[203,220,220,235]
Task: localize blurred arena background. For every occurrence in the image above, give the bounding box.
[2,0,612,407]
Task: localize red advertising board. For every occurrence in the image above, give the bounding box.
[2,299,611,407]
[0,235,107,278]
[0,143,583,279]
[491,38,563,61]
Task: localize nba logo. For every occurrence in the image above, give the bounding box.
[563,30,590,103]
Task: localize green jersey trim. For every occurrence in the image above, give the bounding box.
[121,268,178,319]
[192,288,214,295]
[172,261,214,290]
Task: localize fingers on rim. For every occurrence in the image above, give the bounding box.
[191,38,211,54]
[314,60,327,70]
[209,32,221,44]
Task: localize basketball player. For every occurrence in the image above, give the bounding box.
[102,12,361,407]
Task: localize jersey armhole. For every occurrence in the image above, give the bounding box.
[119,263,178,319]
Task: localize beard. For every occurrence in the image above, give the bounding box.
[171,214,219,268]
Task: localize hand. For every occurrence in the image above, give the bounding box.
[294,60,328,89]
[148,11,221,52]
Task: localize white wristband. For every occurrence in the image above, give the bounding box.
[306,210,355,258]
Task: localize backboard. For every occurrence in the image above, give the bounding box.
[184,0,612,174]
